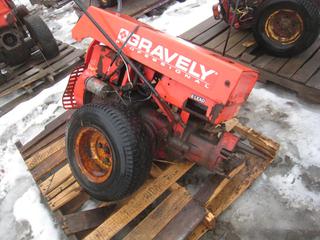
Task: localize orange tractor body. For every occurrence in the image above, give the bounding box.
[63,6,262,201]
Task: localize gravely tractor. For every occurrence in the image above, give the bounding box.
[213,0,320,56]
[0,0,59,67]
[63,1,265,201]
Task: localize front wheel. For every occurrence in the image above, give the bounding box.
[66,103,152,201]
[253,0,319,57]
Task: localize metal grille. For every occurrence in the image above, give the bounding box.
[62,65,84,109]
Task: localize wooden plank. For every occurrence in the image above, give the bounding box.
[187,223,208,240]
[215,31,249,54]
[123,187,192,240]
[31,148,66,182]
[46,49,84,73]
[21,110,72,154]
[25,137,65,170]
[205,162,246,206]
[240,46,259,63]
[204,28,233,50]
[192,21,228,46]
[0,62,78,118]
[260,70,320,103]
[61,205,117,235]
[252,54,275,69]
[157,161,245,240]
[54,210,79,240]
[234,123,279,156]
[22,123,66,159]
[263,57,288,73]
[48,181,82,211]
[306,69,320,90]
[39,164,72,194]
[292,49,320,83]
[155,200,206,240]
[45,175,76,201]
[60,192,90,215]
[226,34,255,58]
[180,17,220,41]
[207,155,272,217]
[84,162,194,240]
[278,39,320,78]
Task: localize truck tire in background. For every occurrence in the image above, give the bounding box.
[24,15,59,59]
[253,0,319,57]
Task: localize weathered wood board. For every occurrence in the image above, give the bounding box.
[181,17,320,103]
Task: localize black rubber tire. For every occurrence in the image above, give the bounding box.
[15,5,29,19]
[253,0,319,57]
[98,0,117,8]
[24,15,59,59]
[66,103,152,201]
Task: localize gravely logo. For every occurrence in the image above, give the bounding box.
[116,28,219,89]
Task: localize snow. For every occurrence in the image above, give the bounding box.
[269,165,320,211]
[139,0,214,36]
[0,0,320,239]
[0,78,67,240]
[13,186,60,240]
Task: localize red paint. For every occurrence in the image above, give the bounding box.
[0,0,15,27]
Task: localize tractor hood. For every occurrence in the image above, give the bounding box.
[73,6,258,106]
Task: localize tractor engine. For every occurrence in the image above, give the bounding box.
[63,6,260,201]
[213,0,264,29]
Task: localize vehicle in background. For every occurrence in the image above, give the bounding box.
[213,0,320,56]
[0,0,59,67]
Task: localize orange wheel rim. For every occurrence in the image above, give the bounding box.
[74,127,113,183]
[265,9,304,45]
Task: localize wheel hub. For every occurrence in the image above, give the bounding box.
[74,127,113,183]
[2,32,19,48]
[265,9,304,45]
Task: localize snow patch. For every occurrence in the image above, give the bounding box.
[13,186,60,240]
[270,165,320,211]
[140,0,215,36]
[244,87,320,168]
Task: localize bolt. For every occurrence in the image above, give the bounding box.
[103,158,111,166]
[104,147,110,153]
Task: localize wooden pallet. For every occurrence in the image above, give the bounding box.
[0,41,84,117]
[16,111,279,240]
[180,18,320,103]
